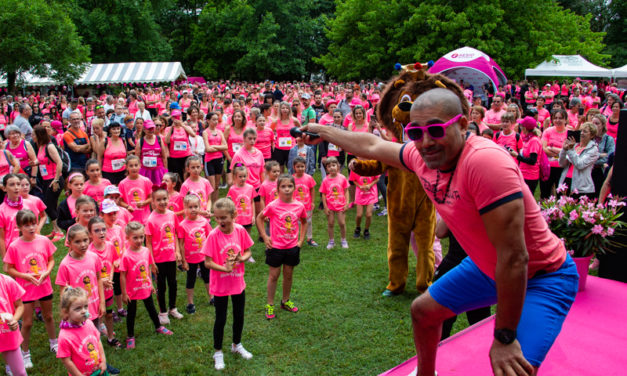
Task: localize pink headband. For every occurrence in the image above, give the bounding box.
[68,172,83,182]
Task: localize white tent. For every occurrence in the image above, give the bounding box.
[525,55,611,78]
[612,64,627,78]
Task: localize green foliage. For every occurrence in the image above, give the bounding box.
[0,0,90,92]
[66,0,173,63]
[320,0,608,80]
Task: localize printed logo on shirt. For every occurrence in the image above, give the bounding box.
[87,341,100,366]
[330,185,341,202]
[79,337,100,368]
[194,231,204,250]
[297,186,306,201]
[29,258,41,276]
[163,224,175,245]
[82,276,93,296]
[284,215,294,235]
[113,240,121,257]
[138,264,149,283]
[100,265,109,279]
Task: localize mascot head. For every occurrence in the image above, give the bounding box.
[377,62,470,142]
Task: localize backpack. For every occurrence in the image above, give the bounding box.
[45,142,71,178]
[495,131,521,152]
[539,148,551,182]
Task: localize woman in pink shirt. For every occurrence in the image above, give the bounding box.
[0,273,26,376]
[272,102,299,172]
[540,108,569,198]
[5,126,37,176]
[136,120,168,184]
[508,117,543,194]
[606,100,622,140]
[254,115,275,161]
[470,105,488,133]
[98,122,127,185]
[202,113,227,205]
[165,112,194,180]
[223,109,247,184]
[203,198,254,370]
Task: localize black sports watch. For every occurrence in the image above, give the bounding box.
[494,328,517,345]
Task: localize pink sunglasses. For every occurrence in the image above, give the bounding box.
[404,114,463,141]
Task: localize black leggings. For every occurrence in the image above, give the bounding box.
[156,261,178,312]
[213,291,245,350]
[377,175,387,207]
[186,262,210,289]
[168,156,189,181]
[539,166,563,199]
[524,179,538,196]
[113,272,122,296]
[102,170,127,186]
[41,179,62,221]
[126,296,160,337]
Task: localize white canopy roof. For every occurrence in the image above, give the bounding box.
[611,64,627,78]
[0,62,186,87]
[525,55,611,78]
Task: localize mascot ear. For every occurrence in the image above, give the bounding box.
[394,79,405,89]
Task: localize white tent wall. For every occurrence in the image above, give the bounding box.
[525,55,612,78]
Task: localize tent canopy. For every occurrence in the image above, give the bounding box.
[525,55,611,78]
[428,46,508,96]
[0,62,186,87]
[612,64,627,78]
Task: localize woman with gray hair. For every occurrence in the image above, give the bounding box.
[559,122,600,197]
[4,124,38,179]
[591,114,615,192]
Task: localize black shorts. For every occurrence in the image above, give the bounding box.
[23,293,53,305]
[266,246,300,267]
[205,158,224,176]
[272,148,290,166]
[254,187,261,202]
[243,224,253,231]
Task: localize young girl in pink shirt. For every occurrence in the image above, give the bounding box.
[258,161,281,208]
[119,222,172,349]
[180,155,214,218]
[256,175,307,320]
[3,210,57,369]
[0,273,26,376]
[349,168,379,241]
[163,172,184,218]
[83,160,111,206]
[292,157,317,247]
[87,217,121,349]
[0,174,41,259]
[319,157,349,249]
[57,172,86,231]
[177,193,213,314]
[56,287,107,376]
[100,197,128,322]
[118,155,153,224]
[103,186,133,229]
[231,128,265,216]
[227,164,257,235]
[203,198,253,370]
[145,185,183,325]
[63,196,98,247]
[17,174,47,234]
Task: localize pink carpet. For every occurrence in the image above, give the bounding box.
[380,276,627,375]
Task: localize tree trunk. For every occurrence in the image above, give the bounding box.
[7,71,16,95]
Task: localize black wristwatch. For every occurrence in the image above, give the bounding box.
[494,328,517,345]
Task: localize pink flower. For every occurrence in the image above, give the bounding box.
[608,227,615,236]
[572,188,579,195]
[569,210,579,221]
[567,249,574,256]
[557,184,569,194]
[582,211,595,223]
[591,225,604,234]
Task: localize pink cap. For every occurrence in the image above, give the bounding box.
[517,116,537,131]
[171,110,182,118]
[51,120,63,131]
[143,119,155,129]
[349,98,362,108]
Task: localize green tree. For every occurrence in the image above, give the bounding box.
[320,0,608,80]
[67,0,172,63]
[0,0,90,93]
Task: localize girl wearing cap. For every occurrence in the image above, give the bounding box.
[507,117,542,194]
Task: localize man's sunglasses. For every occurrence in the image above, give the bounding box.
[404,114,463,141]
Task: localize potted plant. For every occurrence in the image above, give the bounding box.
[539,184,625,291]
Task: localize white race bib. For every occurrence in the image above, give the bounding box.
[143,156,157,168]
[328,143,339,152]
[279,137,292,148]
[40,165,48,176]
[111,159,125,171]
[232,143,242,153]
[173,141,188,151]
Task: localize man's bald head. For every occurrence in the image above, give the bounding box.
[411,88,463,119]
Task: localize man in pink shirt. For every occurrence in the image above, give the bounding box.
[305,86,578,376]
[484,94,507,131]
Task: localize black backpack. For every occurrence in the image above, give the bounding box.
[45,142,71,178]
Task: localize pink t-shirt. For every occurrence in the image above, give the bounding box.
[319,174,349,212]
[484,108,506,125]
[3,235,55,302]
[118,175,153,224]
[114,207,134,229]
[0,274,25,352]
[83,179,112,205]
[145,210,178,263]
[204,129,224,161]
[262,199,306,249]
[293,174,316,211]
[202,225,253,297]
[537,108,550,125]
[231,148,265,188]
[88,243,117,299]
[55,252,103,319]
[180,178,214,210]
[606,120,618,140]
[0,200,40,249]
[177,217,212,264]
[519,136,542,181]
[23,195,46,218]
[258,179,278,205]
[227,184,257,226]
[349,172,379,206]
[494,131,523,162]
[118,247,154,300]
[57,319,104,376]
[169,127,192,158]
[400,135,566,279]
[255,128,275,159]
[567,110,579,128]
[541,127,568,168]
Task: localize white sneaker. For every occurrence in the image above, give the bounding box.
[158,312,170,325]
[22,350,33,369]
[169,308,184,320]
[341,239,349,249]
[326,240,335,250]
[231,343,253,360]
[49,341,58,353]
[213,351,225,370]
[247,256,256,263]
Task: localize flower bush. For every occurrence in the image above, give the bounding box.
[540,184,625,257]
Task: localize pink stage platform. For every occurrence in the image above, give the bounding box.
[380,276,627,375]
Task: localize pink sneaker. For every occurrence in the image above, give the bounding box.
[156,326,173,335]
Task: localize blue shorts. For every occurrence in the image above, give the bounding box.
[429,255,578,366]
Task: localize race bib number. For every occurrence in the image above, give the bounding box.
[279,137,292,148]
[40,165,48,176]
[112,159,125,171]
[232,143,242,153]
[143,156,157,168]
[173,141,188,151]
[328,143,339,152]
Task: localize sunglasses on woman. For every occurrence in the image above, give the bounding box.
[404,114,463,141]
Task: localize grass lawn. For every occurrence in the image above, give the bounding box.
[16,169,476,376]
